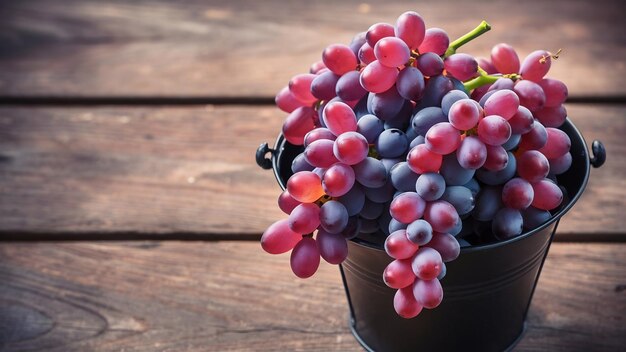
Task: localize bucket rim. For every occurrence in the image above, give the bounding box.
[270,118,591,254]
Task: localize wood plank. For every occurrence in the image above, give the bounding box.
[0,0,624,98]
[0,241,623,351]
[0,105,623,239]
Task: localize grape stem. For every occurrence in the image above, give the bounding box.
[463,72,522,91]
[444,20,491,58]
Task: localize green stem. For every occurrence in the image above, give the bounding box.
[463,75,500,91]
[444,20,491,58]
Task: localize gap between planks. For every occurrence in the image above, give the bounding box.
[0,95,624,106]
[0,231,625,243]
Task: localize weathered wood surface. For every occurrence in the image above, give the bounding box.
[0,241,623,351]
[0,105,623,239]
[0,0,624,98]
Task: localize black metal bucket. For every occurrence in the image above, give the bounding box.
[256,119,605,352]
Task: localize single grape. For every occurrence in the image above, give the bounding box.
[406,219,433,245]
[357,113,384,140]
[261,219,302,254]
[520,50,552,82]
[394,286,423,318]
[290,237,320,278]
[407,145,443,175]
[323,101,357,136]
[416,52,444,76]
[337,183,365,216]
[385,229,420,259]
[440,186,475,215]
[549,152,572,175]
[412,106,448,136]
[487,77,515,91]
[316,229,348,264]
[531,179,563,210]
[353,157,388,188]
[282,106,317,145]
[366,22,395,47]
[384,258,416,289]
[539,128,571,159]
[413,278,443,309]
[287,171,325,203]
[463,178,481,197]
[522,206,552,230]
[358,42,376,65]
[319,200,349,234]
[304,139,339,168]
[412,247,443,281]
[502,178,534,209]
[395,11,426,50]
[492,208,523,239]
[440,154,475,186]
[333,131,369,165]
[390,192,426,224]
[448,99,481,131]
[397,66,425,101]
[370,87,406,121]
[276,86,305,113]
[309,60,327,74]
[289,73,317,103]
[341,216,361,239]
[514,80,546,112]
[311,70,340,101]
[472,186,503,221]
[322,44,358,75]
[502,133,521,151]
[477,115,512,146]
[457,136,487,169]
[423,200,459,233]
[289,203,321,234]
[417,75,454,108]
[518,120,548,150]
[292,152,315,173]
[491,43,520,74]
[425,122,461,155]
[508,106,535,135]
[348,32,367,56]
[534,105,567,128]
[336,70,368,101]
[322,163,355,197]
[476,151,517,185]
[517,150,550,182]
[483,144,509,171]
[375,36,411,68]
[441,90,470,116]
[483,90,520,120]
[415,173,446,201]
[278,190,301,215]
[417,28,449,56]
[425,232,460,262]
[377,128,409,158]
[304,127,336,147]
[360,60,399,93]
[390,162,420,192]
[538,78,568,108]
[444,53,478,81]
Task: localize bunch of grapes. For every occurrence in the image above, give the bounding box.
[261,10,571,318]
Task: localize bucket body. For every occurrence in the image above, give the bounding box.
[265,119,593,352]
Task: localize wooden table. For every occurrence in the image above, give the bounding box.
[0,1,624,351]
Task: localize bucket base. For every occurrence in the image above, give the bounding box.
[348,317,528,352]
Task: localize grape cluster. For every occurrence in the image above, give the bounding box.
[261,11,571,318]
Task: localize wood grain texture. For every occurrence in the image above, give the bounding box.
[0,0,624,98]
[0,105,623,239]
[0,241,624,351]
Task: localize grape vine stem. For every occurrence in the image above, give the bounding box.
[444,20,491,58]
